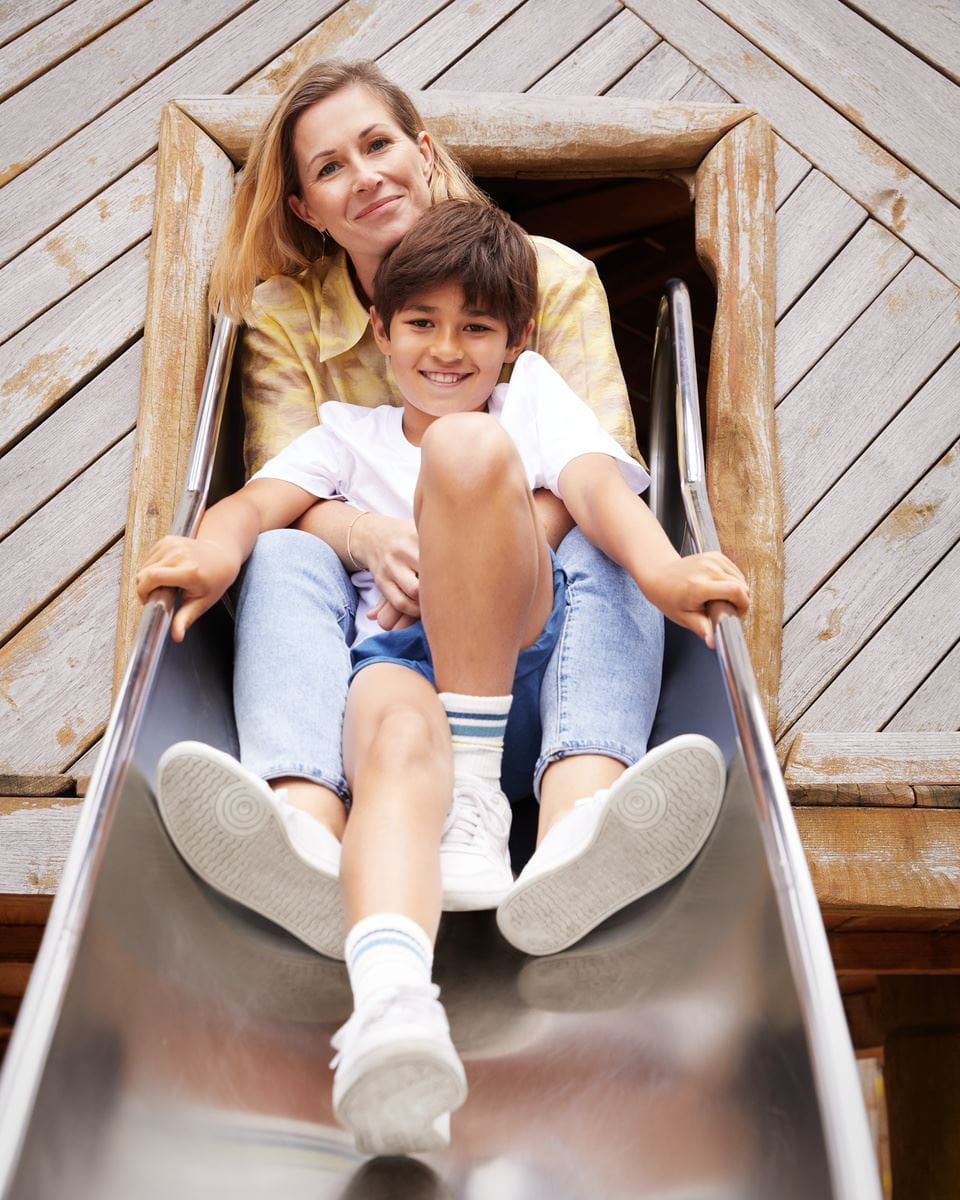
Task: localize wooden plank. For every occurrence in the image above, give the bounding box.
[672,69,731,104]
[787,540,960,736]
[0,795,83,893]
[528,9,660,97]
[0,239,149,454]
[180,91,752,175]
[377,0,525,90]
[0,341,141,538]
[0,0,67,48]
[795,806,960,917]
[786,732,960,786]
[783,348,960,618]
[775,221,912,403]
[780,443,960,732]
[846,0,960,86]
[65,738,102,779]
[0,0,250,187]
[829,932,960,974]
[886,641,960,733]
[0,0,341,265]
[788,782,916,808]
[773,136,810,208]
[694,116,780,727]
[431,0,621,92]
[0,0,147,101]
[0,776,73,797]
[701,0,960,204]
[114,107,234,683]
[0,433,133,643]
[776,256,960,532]
[915,784,960,810]
[774,169,866,318]
[621,0,960,288]
[608,41,703,100]
[0,159,155,346]
[0,542,122,773]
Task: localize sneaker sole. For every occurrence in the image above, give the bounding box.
[157,744,346,961]
[335,1042,468,1155]
[442,879,513,912]
[496,735,725,956]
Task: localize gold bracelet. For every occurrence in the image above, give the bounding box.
[345,510,369,572]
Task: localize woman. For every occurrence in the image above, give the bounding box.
[171,60,671,957]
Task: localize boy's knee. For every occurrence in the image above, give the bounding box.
[420,413,521,496]
[369,702,445,771]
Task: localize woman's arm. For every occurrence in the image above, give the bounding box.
[558,454,750,647]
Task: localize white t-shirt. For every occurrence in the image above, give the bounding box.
[252,351,650,644]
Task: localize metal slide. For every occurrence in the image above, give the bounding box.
[0,284,882,1200]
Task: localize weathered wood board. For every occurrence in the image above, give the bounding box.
[528,9,660,97]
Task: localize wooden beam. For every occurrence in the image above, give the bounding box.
[829,931,960,974]
[786,733,960,785]
[695,115,781,729]
[112,106,234,686]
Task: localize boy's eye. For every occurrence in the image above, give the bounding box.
[465,323,493,333]
[406,318,432,328]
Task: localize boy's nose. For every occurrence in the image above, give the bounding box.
[430,332,463,360]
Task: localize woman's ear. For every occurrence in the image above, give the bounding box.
[370,306,391,354]
[288,192,323,233]
[416,130,435,181]
[503,319,534,363]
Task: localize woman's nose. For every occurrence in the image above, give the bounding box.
[352,161,381,191]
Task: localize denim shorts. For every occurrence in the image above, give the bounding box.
[350,555,567,802]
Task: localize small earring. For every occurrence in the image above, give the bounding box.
[319,230,328,264]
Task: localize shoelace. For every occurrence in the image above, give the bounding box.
[330,983,443,1069]
[441,777,510,848]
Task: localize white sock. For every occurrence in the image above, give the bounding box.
[344,913,433,1009]
[439,692,512,783]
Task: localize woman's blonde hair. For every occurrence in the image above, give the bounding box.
[209,60,490,320]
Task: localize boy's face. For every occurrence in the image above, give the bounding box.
[371,281,531,444]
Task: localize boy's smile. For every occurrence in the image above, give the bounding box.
[371,280,530,445]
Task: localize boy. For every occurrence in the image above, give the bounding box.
[139,201,748,1152]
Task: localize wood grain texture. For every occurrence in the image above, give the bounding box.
[529,8,659,97]
[829,932,960,973]
[0,795,83,893]
[780,442,960,731]
[0,776,74,797]
[180,90,753,174]
[432,0,621,92]
[0,0,67,48]
[776,256,960,532]
[113,107,234,685]
[787,540,960,736]
[701,0,960,203]
[773,136,810,208]
[695,116,781,727]
[0,342,141,538]
[0,433,133,643]
[886,641,960,733]
[775,220,912,403]
[786,732,960,784]
[622,0,960,287]
[795,806,960,916]
[0,0,147,102]
[0,0,249,186]
[0,543,122,773]
[608,40,706,100]
[845,0,960,86]
[377,0,523,90]
[775,169,866,318]
[783,347,960,618]
[0,240,149,454]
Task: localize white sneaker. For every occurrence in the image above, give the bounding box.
[440,775,514,911]
[496,734,726,956]
[156,741,346,960]
[331,983,468,1154]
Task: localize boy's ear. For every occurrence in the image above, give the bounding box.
[503,319,534,364]
[370,306,391,353]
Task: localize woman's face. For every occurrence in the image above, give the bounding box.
[288,84,434,271]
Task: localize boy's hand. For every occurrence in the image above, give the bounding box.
[136,535,241,642]
[352,514,421,621]
[367,598,417,632]
[646,552,750,649]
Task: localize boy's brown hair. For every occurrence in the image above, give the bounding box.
[372,200,538,346]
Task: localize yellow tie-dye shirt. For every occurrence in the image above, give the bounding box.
[242,235,640,477]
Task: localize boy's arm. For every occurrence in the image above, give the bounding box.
[558,454,750,647]
[135,478,315,642]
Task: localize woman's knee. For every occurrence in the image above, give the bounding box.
[419,413,523,498]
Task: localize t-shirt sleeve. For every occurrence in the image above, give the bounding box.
[528,237,642,463]
[510,353,650,496]
[248,424,347,500]
[242,286,323,478]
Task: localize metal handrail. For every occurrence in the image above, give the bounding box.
[0,314,238,1197]
[650,279,881,1200]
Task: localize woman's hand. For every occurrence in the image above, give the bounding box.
[136,535,241,643]
[351,513,421,621]
[644,552,750,649]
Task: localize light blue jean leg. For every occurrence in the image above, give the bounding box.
[535,527,664,796]
[233,529,357,799]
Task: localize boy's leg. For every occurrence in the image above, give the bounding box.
[333,663,464,1154]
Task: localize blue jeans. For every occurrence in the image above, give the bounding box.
[233,527,663,803]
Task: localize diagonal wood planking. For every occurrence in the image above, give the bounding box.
[885,642,960,733]
[527,8,659,96]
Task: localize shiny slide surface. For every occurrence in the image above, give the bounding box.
[0,291,881,1199]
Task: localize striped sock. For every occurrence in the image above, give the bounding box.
[439,692,512,782]
[345,913,434,1009]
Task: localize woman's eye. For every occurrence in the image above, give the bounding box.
[369,136,391,152]
[317,161,338,178]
